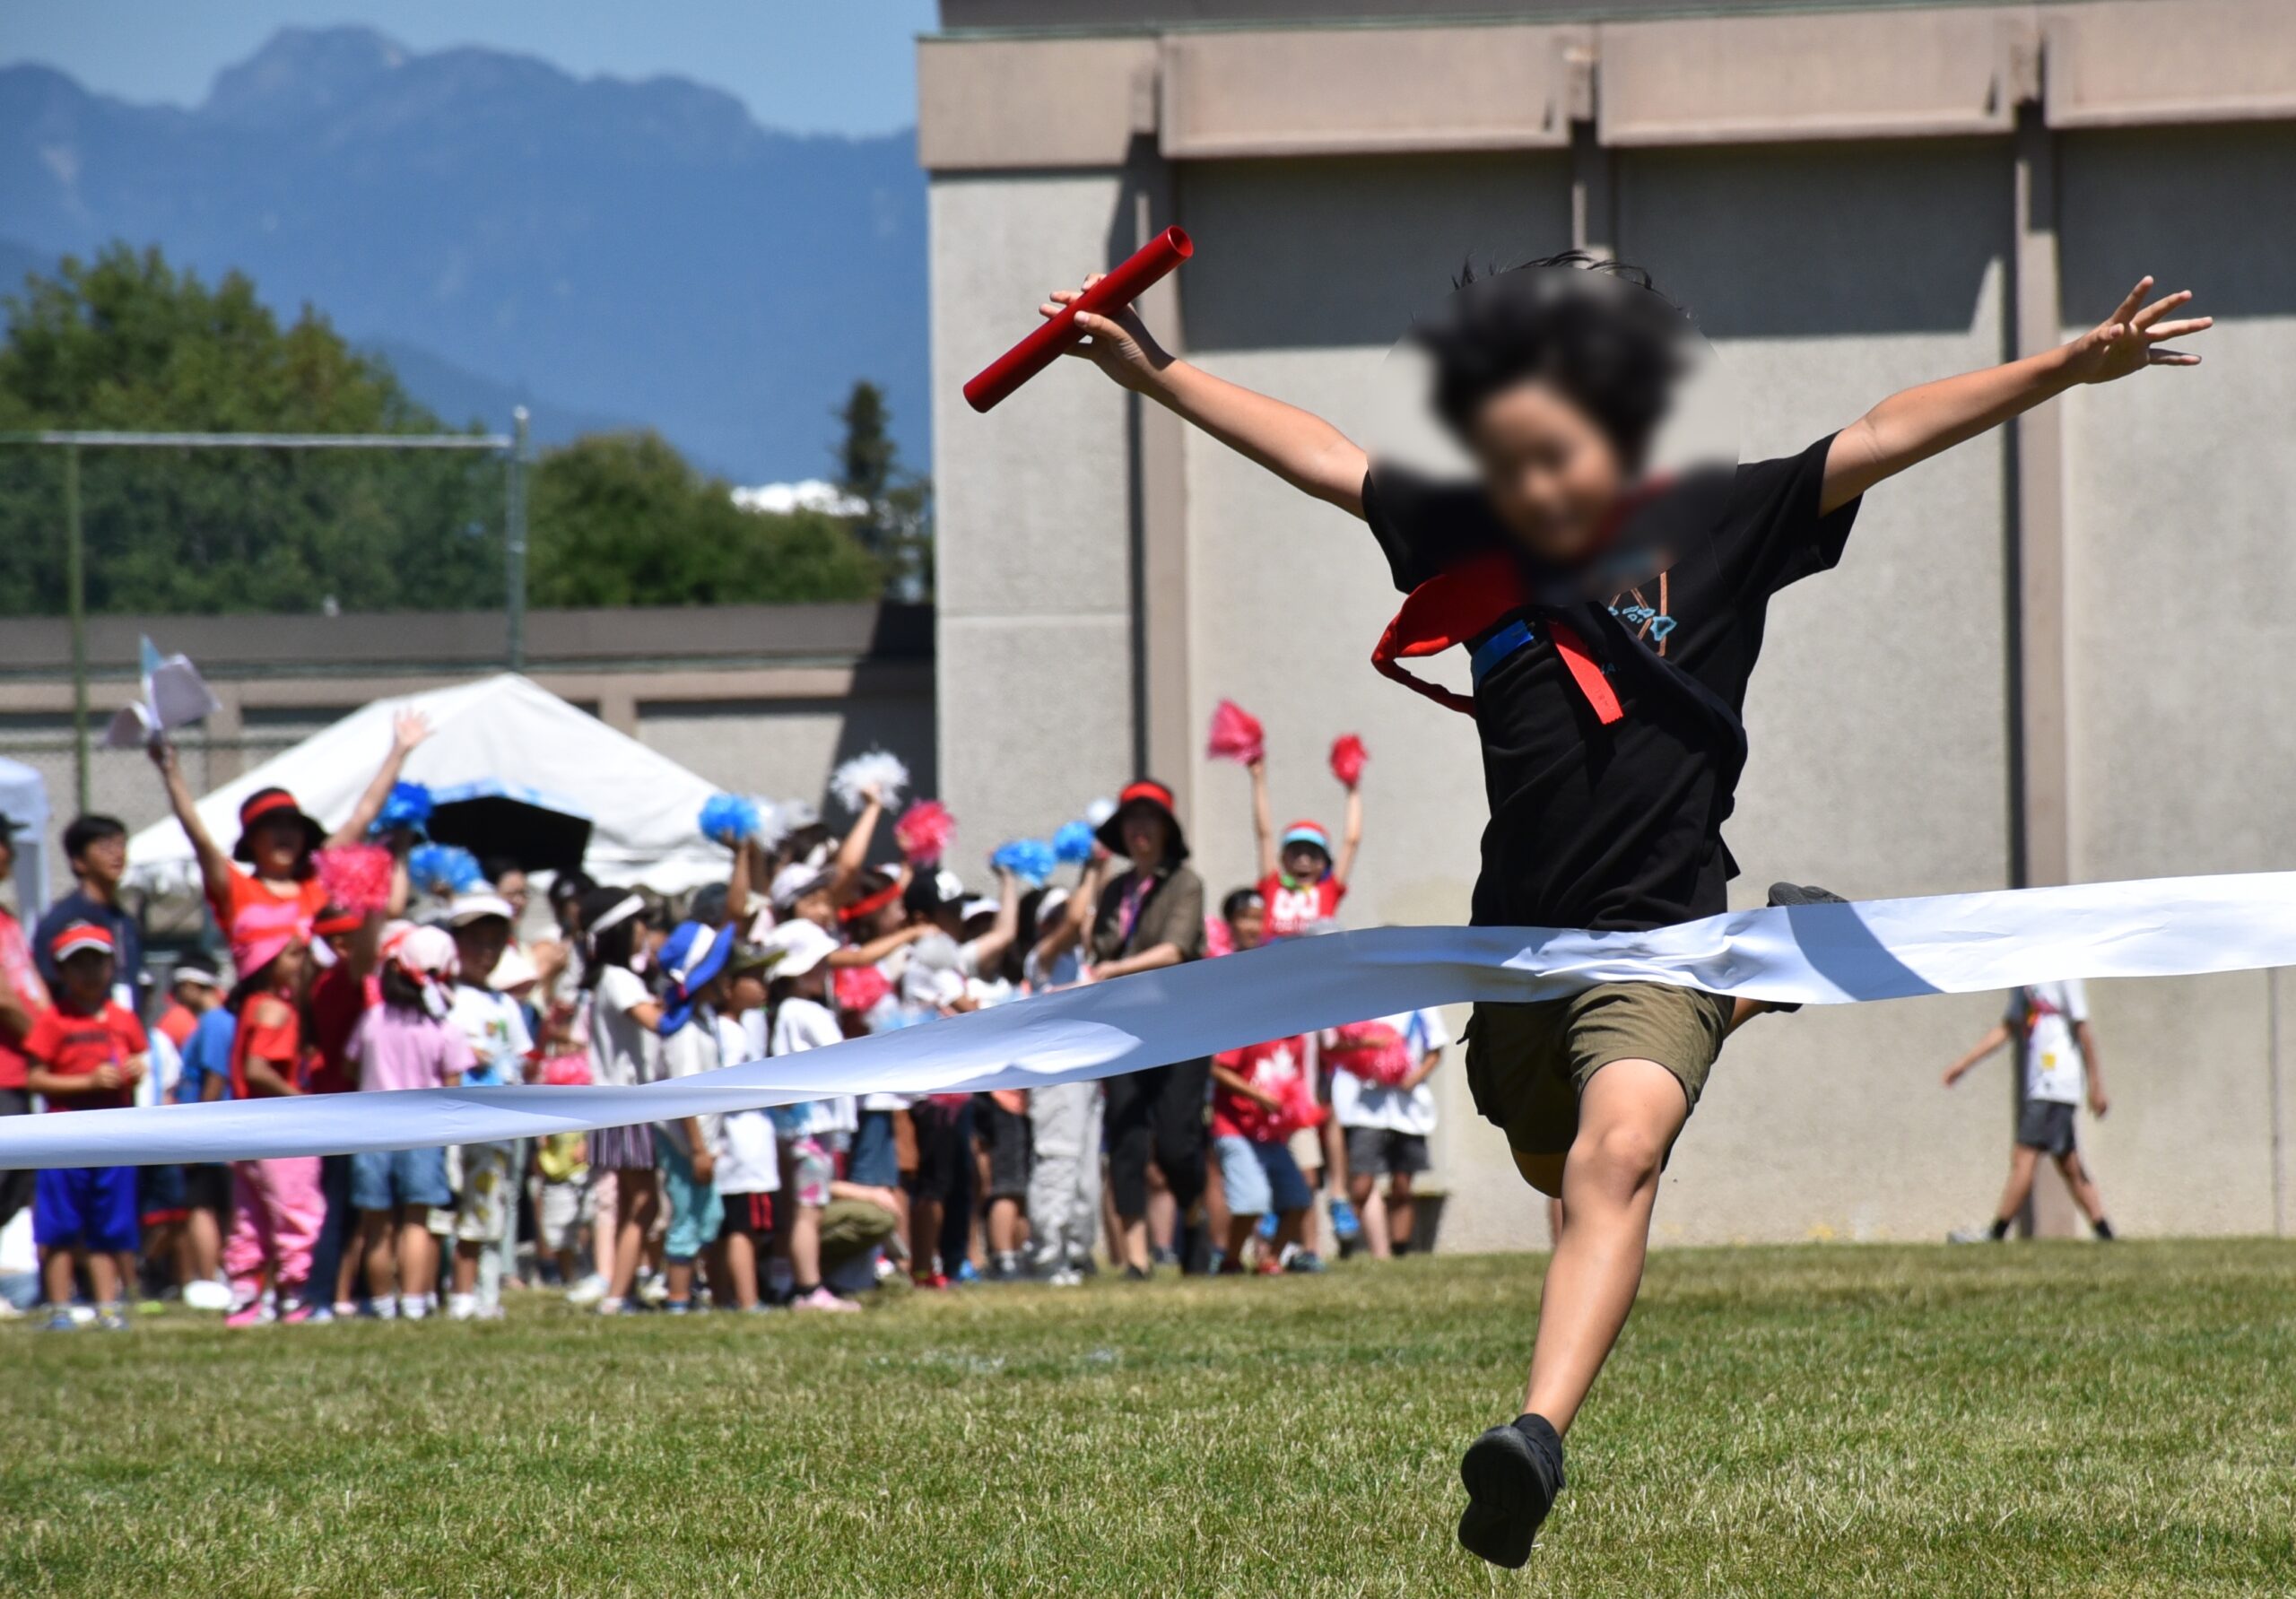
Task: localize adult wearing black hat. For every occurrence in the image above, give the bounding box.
[1082,779,1210,1277]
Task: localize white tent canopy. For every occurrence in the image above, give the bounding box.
[126,673,728,896]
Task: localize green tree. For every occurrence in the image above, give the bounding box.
[0,244,502,614]
[832,378,932,600]
[528,431,881,607]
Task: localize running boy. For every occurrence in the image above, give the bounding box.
[1039,254,2207,1564]
[22,923,147,1330]
[1943,982,2116,1242]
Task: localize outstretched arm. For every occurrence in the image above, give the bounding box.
[329,710,430,847]
[824,791,887,908]
[1942,1022,2013,1087]
[151,739,237,912]
[1333,783,1363,889]
[1824,277,2209,515]
[1248,757,1277,881]
[1043,277,1368,516]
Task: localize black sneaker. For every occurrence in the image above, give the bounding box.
[1762,882,1848,1013]
[1457,1415,1565,1569]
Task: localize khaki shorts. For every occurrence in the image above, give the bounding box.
[1465,982,1735,1157]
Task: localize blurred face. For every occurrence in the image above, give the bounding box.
[174,979,220,1014]
[453,917,511,985]
[1466,379,1628,564]
[58,949,113,1008]
[1227,903,1265,952]
[74,830,127,892]
[497,870,531,919]
[1281,842,1330,882]
[794,889,838,932]
[249,815,307,880]
[0,836,13,877]
[1119,804,1171,866]
[271,941,309,991]
[551,886,583,935]
[729,972,768,1016]
[864,898,906,939]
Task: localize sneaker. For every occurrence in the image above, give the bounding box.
[225,1300,276,1329]
[565,1273,608,1308]
[914,1272,952,1292]
[953,1259,981,1286]
[96,1308,132,1332]
[985,1253,1024,1283]
[41,1309,78,1333]
[182,1279,234,1313]
[399,1294,430,1322]
[635,1273,670,1308]
[281,1303,321,1325]
[791,1286,859,1314]
[1457,1416,1566,1569]
[448,1293,479,1322]
[1328,1195,1361,1242]
[1046,1267,1083,1288]
[0,1299,21,1322]
[1946,1226,2003,1244]
[361,1298,398,1321]
[1216,1256,1248,1278]
[1284,1250,1327,1275]
[333,1300,360,1318]
[665,1300,692,1316]
[1122,1263,1153,1282]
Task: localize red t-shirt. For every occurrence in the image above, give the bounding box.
[156,1000,199,1051]
[305,964,379,1096]
[230,989,303,1099]
[23,999,148,1112]
[1211,1034,1321,1143]
[209,865,329,941]
[1256,873,1346,941]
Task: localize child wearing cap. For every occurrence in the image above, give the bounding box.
[441,890,534,1319]
[653,919,733,1314]
[1022,882,1100,1284]
[763,917,860,1313]
[709,944,781,1311]
[152,709,427,941]
[1246,754,1363,942]
[344,925,473,1318]
[22,922,148,1330]
[574,886,664,1317]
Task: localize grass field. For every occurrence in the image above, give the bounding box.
[5,1240,2294,1596]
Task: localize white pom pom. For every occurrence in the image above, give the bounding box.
[749,796,791,853]
[831,749,909,814]
[1084,795,1118,827]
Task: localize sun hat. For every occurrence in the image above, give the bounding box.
[762,917,838,980]
[1093,778,1189,863]
[657,919,735,1035]
[229,899,311,980]
[445,890,517,928]
[770,863,826,911]
[488,945,540,993]
[171,965,222,991]
[232,786,324,864]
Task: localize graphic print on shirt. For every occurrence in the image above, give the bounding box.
[1611,569,1674,656]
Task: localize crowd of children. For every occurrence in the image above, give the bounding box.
[0,709,1462,1325]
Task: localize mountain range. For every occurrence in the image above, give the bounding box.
[0,26,928,482]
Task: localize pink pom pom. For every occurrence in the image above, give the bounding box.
[893,799,958,865]
[1329,733,1368,790]
[313,844,394,915]
[1206,699,1265,765]
[835,963,893,1015]
[1326,1018,1415,1087]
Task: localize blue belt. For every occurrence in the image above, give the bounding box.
[1468,616,1538,688]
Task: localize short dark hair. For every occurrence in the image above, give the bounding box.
[62,813,127,864]
[1222,887,1265,925]
[483,856,526,886]
[1416,252,1690,471]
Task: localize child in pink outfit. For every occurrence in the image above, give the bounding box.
[221,910,324,1326]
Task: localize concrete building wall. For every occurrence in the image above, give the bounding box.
[2056,123,2296,1239]
[929,173,1144,854]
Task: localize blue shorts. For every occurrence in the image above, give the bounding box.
[849,1108,900,1188]
[657,1140,724,1264]
[35,1165,140,1253]
[1214,1134,1313,1219]
[350,1145,452,1211]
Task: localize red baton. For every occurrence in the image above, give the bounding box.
[963,227,1194,413]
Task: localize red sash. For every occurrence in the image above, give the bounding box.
[1370,550,1623,725]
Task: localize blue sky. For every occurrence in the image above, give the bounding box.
[4,1,938,135]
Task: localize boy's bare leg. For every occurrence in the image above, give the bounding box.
[43,1247,76,1308]
[1519,1060,1686,1435]
[1990,1145,2040,1228]
[86,1249,120,1306]
[1387,1172,1416,1253]
[2054,1151,2110,1229]
[360,1212,395,1300]
[1349,1170,1391,1257]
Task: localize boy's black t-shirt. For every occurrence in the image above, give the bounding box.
[1361,435,1859,933]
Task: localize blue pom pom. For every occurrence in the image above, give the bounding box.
[372,780,432,837]
[699,793,761,847]
[992,838,1057,886]
[1053,820,1096,864]
[408,842,483,898]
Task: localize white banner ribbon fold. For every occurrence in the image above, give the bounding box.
[4,872,2292,1169]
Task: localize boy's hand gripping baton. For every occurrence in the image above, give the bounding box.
[963,227,1193,413]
